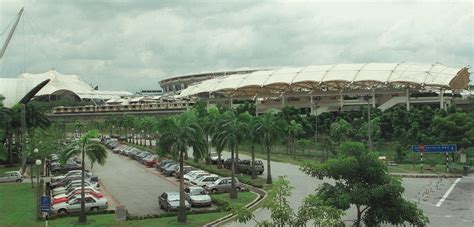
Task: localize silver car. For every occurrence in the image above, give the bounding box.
[191,174,220,187]
[0,171,23,183]
[204,177,243,193]
[50,195,108,215]
[185,186,212,207]
[158,192,191,212]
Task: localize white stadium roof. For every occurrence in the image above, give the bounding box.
[0,70,132,107]
[180,63,470,97]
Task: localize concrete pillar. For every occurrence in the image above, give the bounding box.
[340,93,344,111]
[310,96,314,115]
[372,89,376,108]
[406,88,410,111]
[230,96,233,109]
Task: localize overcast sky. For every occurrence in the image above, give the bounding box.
[0,0,473,92]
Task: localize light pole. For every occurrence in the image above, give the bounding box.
[141,130,144,146]
[367,97,372,152]
[35,158,42,220]
[31,148,39,188]
[131,128,135,144]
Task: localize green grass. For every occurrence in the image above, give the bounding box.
[387,163,466,174]
[210,191,257,206]
[47,212,226,227]
[0,165,22,174]
[0,183,37,226]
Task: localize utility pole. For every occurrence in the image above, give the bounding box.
[367,96,372,152]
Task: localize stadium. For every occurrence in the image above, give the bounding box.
[162,63,471,115]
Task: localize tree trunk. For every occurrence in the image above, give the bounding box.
[230,146,237,199]
[177,149,187,223]
[78,144,87,224]
[355,205,361,227]
[266,145,272,184]
[217,152,222,169]
[8,133,13,166]
[235,146,240,174]
[205,135,210,165]
[251,143,257,179]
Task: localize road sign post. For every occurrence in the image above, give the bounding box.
[412,144,456,173]
[40,195,51,212]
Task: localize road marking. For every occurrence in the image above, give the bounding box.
[435,178,461,207]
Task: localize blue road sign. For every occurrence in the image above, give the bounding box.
[412,144,457,153]
[40,195,51,212]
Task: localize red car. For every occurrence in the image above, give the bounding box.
[144,155,159,167]
[53,189,103,205]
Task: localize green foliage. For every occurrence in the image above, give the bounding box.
[300,141,429,226]
[231,176,343,226]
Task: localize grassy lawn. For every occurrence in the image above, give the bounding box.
[0,183,37,226]
[387,163,467,174]
[210,191,257,205]
[0,165,22,174]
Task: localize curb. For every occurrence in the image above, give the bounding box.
[204,184,268,227]
[389,173,462,178]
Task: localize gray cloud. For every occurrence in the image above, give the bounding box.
[0,0,473,92]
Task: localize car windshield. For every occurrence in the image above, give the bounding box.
[189,188,205,195]
[210,152,217,156]
[168,195,180,201]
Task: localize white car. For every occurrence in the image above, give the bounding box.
[191,174,220,187]
[51,195,108,215]
[52,180,99,196]
[185,186,212,207]
[188,172,210,184]
[183,170,207,182]
[0,171,23,183]
[51,170,83,182]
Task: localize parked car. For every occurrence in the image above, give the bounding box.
[50,195,108,215]
[223,158,241,169]
[51,163,81,174]
[52,186,101,200]
[51,170,97,183]
[204,177,243,193]
[187,172,210,184]
[52,190,103,205]
[158,192,191,212]
[143,155,159,167]
[52,180,100,196]
[156,160,174,171]
[185,186,212,207]
[163,164,179,176]
[239,159,265,175]
[159,162,176,172]
[49,173,98,189]
[208,152,222,164]
[183,170,207,182]
[0,171,23,183]
[174,166,195,179]
[191,174,220,187]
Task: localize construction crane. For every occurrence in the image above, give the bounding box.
[0,7,24,59]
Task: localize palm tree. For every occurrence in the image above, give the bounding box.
[61,130,107,224]
[158,111,206,223]
[286,120,304,158]
[254,112,285,184]
[212,111,247,199]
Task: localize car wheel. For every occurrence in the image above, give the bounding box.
[91,207,99,212]
[58,209,68,215]
[16,179,22,183]
[236,187,241,192]
[211,188,217,193]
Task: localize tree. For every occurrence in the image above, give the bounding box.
[254,112,285,184]
[329,118,352,144]
[300,141,429,226]
[212,111,245,198]
[231,176,343,226]
[158,111,206,223]
[61,130,107,224]
[285,120,304,158]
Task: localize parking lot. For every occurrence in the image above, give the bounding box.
[88,147,216,216]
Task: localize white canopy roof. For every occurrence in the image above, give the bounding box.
[0,69,132,107]
[179,63,470,97]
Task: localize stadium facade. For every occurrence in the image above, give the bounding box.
[161,63,471,114]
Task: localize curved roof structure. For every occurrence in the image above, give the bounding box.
[0,70,132,107]
[180,63,470,97]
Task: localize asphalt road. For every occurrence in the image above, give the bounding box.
[86,150,178,216]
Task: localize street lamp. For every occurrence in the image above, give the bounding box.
[35,158,42,220]
[31,148,39,188]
